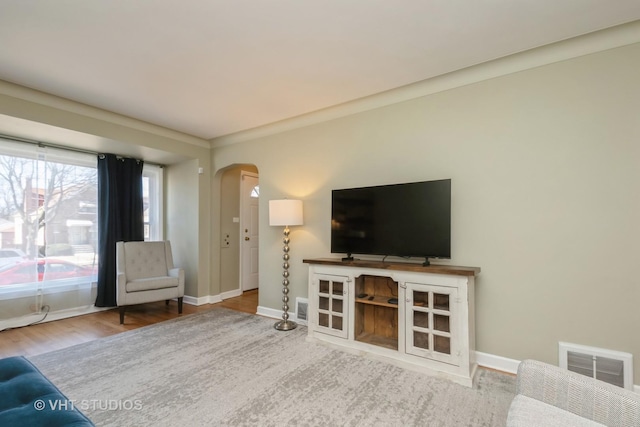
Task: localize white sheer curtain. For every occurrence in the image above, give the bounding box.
[0,139,98,330]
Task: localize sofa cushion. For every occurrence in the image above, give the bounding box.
[0,356,94,426]
[507,395,605,427]
[125,276,179,292]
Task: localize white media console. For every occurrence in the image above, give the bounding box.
[303,258,480,387]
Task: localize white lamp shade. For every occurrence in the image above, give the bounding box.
[269,199,303,226]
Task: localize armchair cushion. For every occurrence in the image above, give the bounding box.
[507,359,640,427]
[125,276,179,293]
[508,394,603,427]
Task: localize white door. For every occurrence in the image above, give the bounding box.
[241,172,259,291]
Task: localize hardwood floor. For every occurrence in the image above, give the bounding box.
[0,289,258,359]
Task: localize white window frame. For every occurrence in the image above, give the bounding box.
[143,164,164,241]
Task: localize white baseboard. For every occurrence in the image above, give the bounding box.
[182,290,241,307]
[182,294,221,306]
[475,351,521,375]
[256,305,285,320]
[220,289,242,300]
[0,305,111,331]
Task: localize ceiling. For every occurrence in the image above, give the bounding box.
[1,1,640,142]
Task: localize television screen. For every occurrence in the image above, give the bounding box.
[331,179,451,260]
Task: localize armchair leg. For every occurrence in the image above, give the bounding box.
[165,300,170,306]
[178,297,183,314]
[119,307,125,325]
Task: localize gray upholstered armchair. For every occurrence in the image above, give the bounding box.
[116,240,184,324]
[507,359,640,426]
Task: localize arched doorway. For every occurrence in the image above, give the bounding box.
[218,164,259,298]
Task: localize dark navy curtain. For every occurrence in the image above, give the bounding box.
[95,154,144,307]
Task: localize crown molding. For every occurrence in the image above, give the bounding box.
[0,80,211,149]
[210,20,640,148]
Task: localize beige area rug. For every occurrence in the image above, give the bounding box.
[30,308,516,426]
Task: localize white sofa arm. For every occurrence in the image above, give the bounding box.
[168,267,185,294]
[116,273,127,305]
[515,359,640,426]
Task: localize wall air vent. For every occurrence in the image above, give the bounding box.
[559,342,633,390]
[295,297,308,326]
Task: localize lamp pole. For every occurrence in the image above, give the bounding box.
[274,225,296,331]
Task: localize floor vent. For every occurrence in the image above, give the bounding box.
[295,297,308,326]
[559,342,633,390]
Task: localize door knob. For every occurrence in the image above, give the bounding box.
[245,237,250,241]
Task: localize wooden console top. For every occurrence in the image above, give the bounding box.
[302,258,480,277]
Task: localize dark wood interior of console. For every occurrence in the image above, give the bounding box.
[354,275,398,350]
[303,258,480,276]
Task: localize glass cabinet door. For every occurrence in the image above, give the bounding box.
[405,282,458,365]
[314,274,349,338]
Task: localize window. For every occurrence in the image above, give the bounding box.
[0,139,165,326]
[143,164,163,241]
[0,140,98,292]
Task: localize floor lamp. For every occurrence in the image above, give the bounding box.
[269,199,303,331]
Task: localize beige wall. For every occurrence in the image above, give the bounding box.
[212,43,640,381]
[166,159,200,297]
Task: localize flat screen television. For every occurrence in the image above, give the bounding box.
[331,179,451,263]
